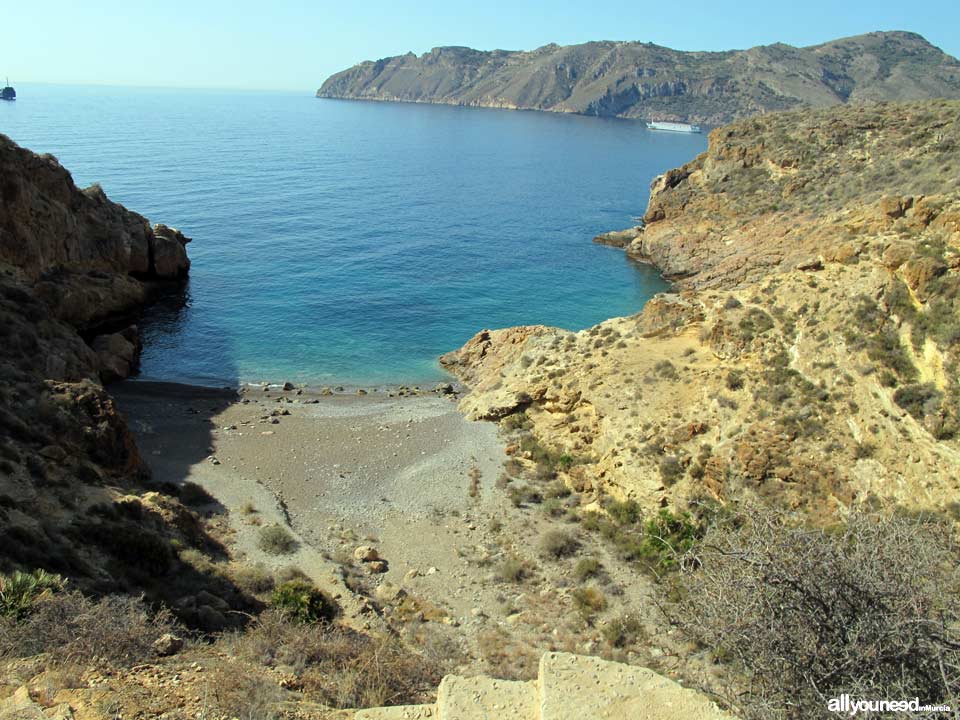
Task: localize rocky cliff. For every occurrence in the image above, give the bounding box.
[0,134,247,613]
[442,99,960,518]
[318,32,960,124]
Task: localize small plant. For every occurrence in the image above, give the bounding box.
[231,563,275,594]
[605,498,642,525]
[653,360,679,380]
[540,530,580,560]
[543,480,571,499]
[557,453,576,470]
[468,466,481,499]
[602,613,645,648]
[0,570,65,618]
[508,484,542,507]
[658,456,684,486]
[271,580,336,624]
[571,586,607,617]
[725,370,745,391]
[573,557,603,582]
[498,558,529,583]
[258,524,298,555]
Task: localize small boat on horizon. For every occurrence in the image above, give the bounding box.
[646,120,700,133]
[1,78,16,102]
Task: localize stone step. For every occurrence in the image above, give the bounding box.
[354,704,437,719]
[537,651,733,720]
[436,674,538,720]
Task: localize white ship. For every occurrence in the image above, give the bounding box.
[646,121,701,133]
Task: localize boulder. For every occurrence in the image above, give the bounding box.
[354,545,380,562]
[92,325,141,381]
[879,195,913,219]
[151,224,191,279]
[152,633,185,657]
[375,581,407,603]
[366,560,389,574]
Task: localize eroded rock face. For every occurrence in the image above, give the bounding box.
[444,100,960,517]
[0,134,199,602]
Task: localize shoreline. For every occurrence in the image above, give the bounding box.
[117,376,465,399]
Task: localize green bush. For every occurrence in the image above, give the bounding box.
[0,569,64,619]
[637,510,702,571]
[271,581,336,624]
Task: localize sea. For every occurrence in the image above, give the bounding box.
[0,84,707,387]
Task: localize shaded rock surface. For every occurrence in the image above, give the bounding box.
[0,134,243,623]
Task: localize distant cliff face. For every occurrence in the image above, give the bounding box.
[318,32,960,124]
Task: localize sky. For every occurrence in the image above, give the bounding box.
[2,0,958,91]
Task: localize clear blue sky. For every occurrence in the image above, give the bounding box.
[2,0,958,91]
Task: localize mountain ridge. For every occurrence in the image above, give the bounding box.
[318,31,960,124]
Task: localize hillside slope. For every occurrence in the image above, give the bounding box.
[441,99,960,517]
[318,32,960,124]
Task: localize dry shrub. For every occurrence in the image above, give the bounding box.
[230,562,275,595]
[0,591,174,668]
[539,529,579,559]
[476,627,539,681]
[676,510,960,719]
[226,610,443,708]
[206,662,285,720]
[257,524,298,555]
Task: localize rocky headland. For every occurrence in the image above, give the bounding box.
[318,31,960,124]
[441,99,960,518]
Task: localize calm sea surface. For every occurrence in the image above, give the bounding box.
[0,84,707,386]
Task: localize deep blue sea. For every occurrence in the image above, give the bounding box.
[0,84,707,386]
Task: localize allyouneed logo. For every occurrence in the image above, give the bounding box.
[828,695,952,716]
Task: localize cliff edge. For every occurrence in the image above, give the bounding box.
[0,134,246,614]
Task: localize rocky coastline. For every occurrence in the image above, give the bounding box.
[441,99,960,517]
[318,31,960,125]
[3,97,960,718]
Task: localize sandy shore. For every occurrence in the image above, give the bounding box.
[112,378,660,673]
[112,380,512,622]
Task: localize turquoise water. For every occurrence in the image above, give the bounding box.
[0,84,707,386]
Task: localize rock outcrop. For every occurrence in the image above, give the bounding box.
[319,32,960,124]
[443,99,960,517]
[355,651,733,719]
[0,134,235,612]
